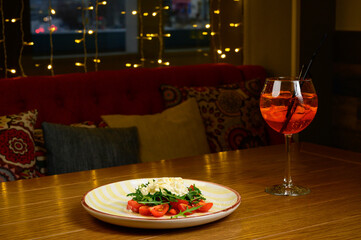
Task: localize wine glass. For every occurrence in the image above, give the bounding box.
[260,77,318,196]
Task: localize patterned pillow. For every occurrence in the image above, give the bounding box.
[33,121,108,175]
[160,82,267,153]
[0,110,41,182]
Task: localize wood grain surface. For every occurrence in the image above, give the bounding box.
[1,142,361,239]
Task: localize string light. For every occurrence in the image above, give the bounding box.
[94,0,106,71]
[5,18,20,23]
[78,0,87,72]
[1,0,8,78]
[18,0,26,76]
[48,0,55,75]
[229,23,241,27]
[210,0,243,63]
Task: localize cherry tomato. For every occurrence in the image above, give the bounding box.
[193,201,213,212]
[178,203,195,215]
[170,199,189,209]
[127,200,144,213]
[149,204,169,217]
[139,206,152,216]
[166,208,179,215]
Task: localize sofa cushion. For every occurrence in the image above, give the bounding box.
[0,110,40,182]
[42,122,140,175]
[101,98,210,162]
[160,83,267,152]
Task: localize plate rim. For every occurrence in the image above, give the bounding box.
[81,178,241,223]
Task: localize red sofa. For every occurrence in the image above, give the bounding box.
[0,63,283,180]
[0,63,282,142]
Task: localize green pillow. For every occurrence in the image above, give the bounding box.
[42,122,140,175]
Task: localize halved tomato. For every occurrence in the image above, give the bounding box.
[193,201,213,212]
[127,200,144,213]
[139,206,152,216]
[149,204,169,217]
[166,208,179,215]
[170,199,189,209]
[178,203,195,215]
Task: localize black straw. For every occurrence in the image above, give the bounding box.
[279,33,328,134]
[300,33,328,80]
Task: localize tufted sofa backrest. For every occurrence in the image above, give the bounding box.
[0,63,267,128]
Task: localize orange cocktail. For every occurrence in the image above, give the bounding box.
[260,91,318,134]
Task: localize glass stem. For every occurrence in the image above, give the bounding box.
[284,134,293,188]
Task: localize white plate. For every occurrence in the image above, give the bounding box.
[81,178,241,229]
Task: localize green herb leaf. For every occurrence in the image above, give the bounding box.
[170,205,203,219]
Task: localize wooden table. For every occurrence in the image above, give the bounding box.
[1,143,361,239]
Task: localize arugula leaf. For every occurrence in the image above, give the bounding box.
[170,205,203,219]
[127,181,206,206]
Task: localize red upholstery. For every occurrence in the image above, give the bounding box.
[0,63,282,145]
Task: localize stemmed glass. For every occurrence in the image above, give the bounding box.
[260,77,318,196]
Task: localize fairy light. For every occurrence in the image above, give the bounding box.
[138,1,144,67]
[79,0,87,72]
[1,0,8,78]
[229,23,240,27]
[18,0,27,77]
[48,0,54,75]
[158,1,165,66]
[94,0,106,71]
[205,24,211,29]
[210,0,243,63]
[129,1,169,68]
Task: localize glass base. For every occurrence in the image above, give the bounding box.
[265,184,310,196]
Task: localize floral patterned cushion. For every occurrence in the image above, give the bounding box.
[160,81,267,153]
[33,121,108,175]
[0,110,41,182]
